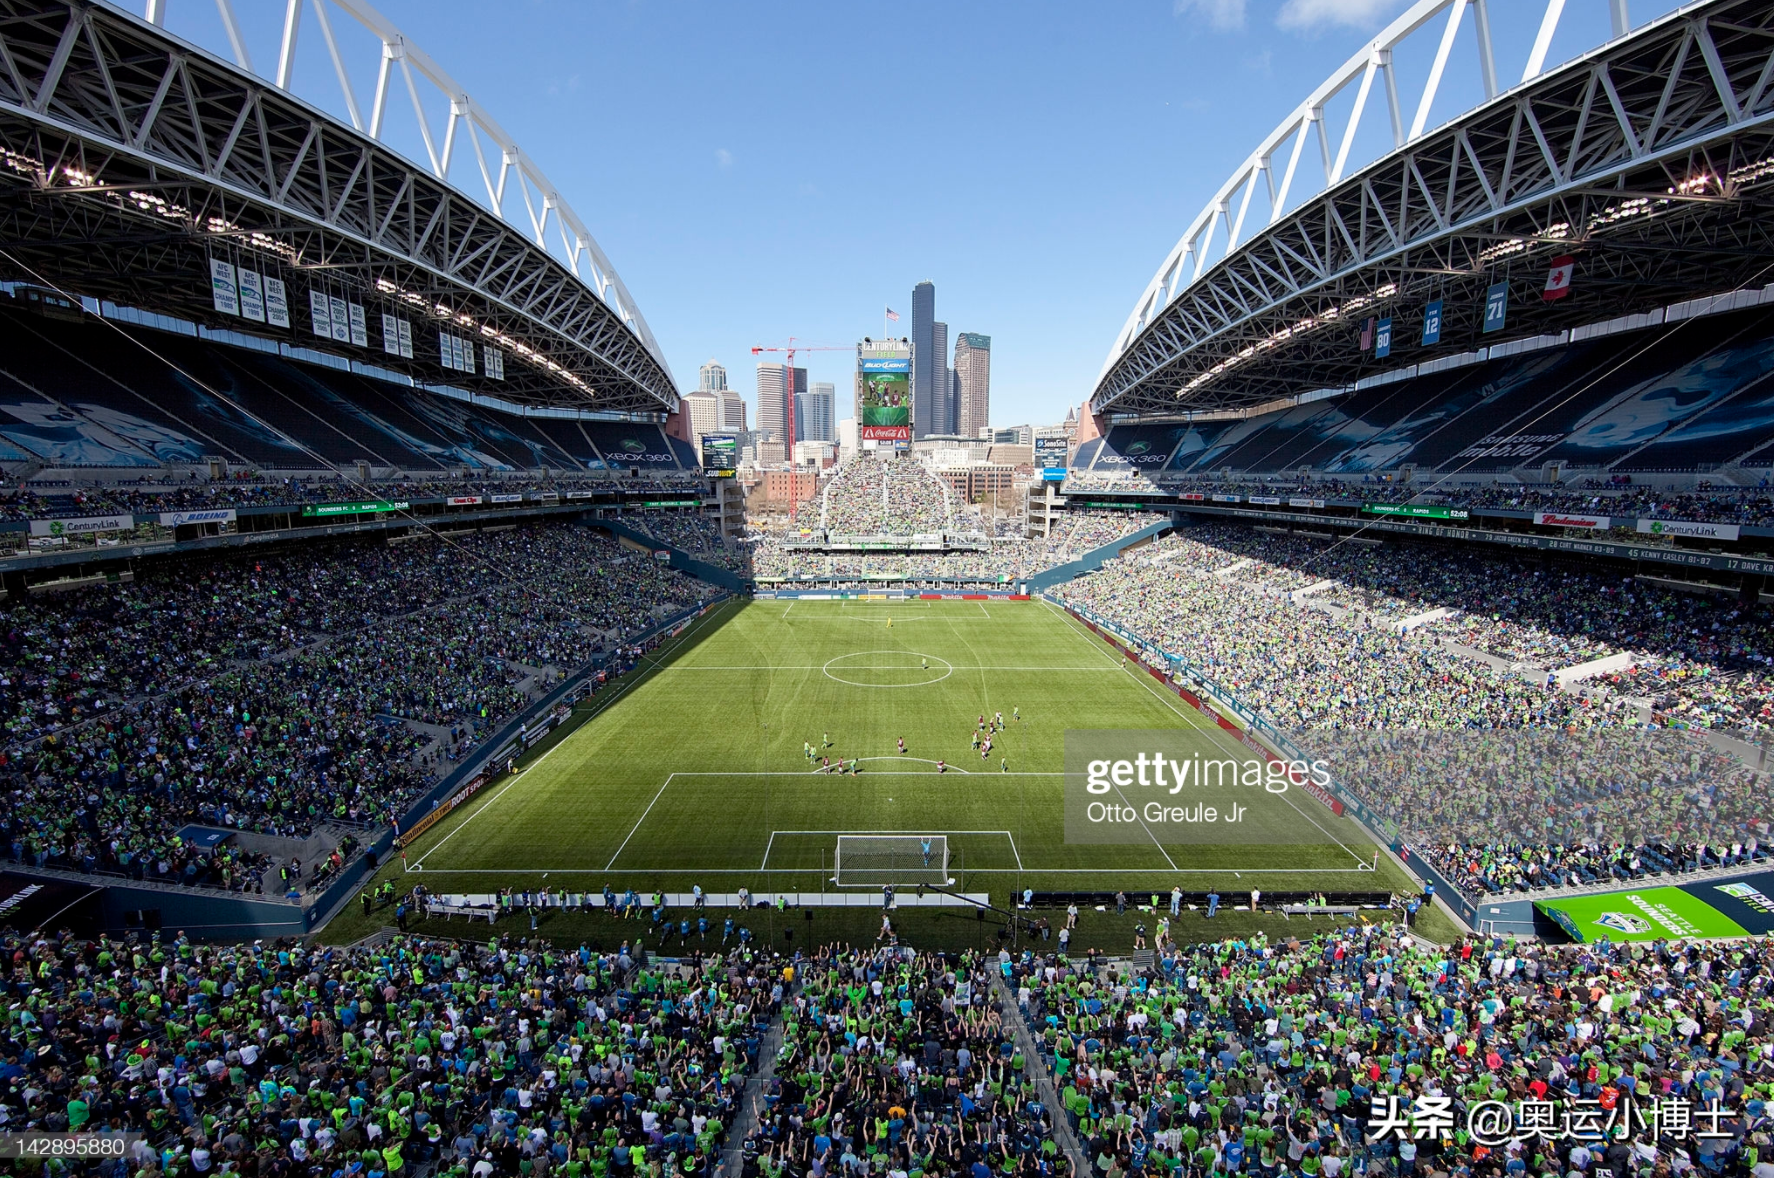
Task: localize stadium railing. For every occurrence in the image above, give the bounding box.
[1023,520,1175,592]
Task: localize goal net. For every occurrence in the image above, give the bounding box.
[834,835,950,887]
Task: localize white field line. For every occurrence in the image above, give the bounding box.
[1043,601,1372,872]
[406,601,733,871]
[760,829,1023,871]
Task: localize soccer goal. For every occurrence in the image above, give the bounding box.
[834,834,951,887]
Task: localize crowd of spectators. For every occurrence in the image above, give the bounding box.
[0,522,717,891]
[1068,469,1774,529]
[0,927,771,1178]
[5,917,1774,1178]
[820,456,953,537]
[1051,524,1774,898]
[740,943,1066,1178]
[746,512,1157,585]
[1013,924,1774,1178]
[0,469,705,525]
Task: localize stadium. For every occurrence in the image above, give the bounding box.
[0,0,1772,1175]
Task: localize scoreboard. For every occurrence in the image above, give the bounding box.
[700,434,738,477]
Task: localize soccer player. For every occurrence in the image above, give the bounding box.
[936,760,946,774]
[1001,758,1008,773]
[970,731,980,752]
[994,711,1003,730]
[920,838,933,867]
[921,657,928,670]
[897,737,906,754]
[1013,706,1020,723]
[824,732,832,748]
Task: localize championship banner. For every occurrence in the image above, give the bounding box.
[1534,511,1609,530]
[1637,518,1741,541]
[1535,871,1774,941]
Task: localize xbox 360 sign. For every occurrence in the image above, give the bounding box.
[610,436,676,464]
[29,513,134,537]
[301,500,411,517]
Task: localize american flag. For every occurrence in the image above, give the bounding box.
[884,307,899,322]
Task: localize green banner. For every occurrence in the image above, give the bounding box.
[301,500,411,517]
[1362,503,1470,520]
[1535,887,1747,941]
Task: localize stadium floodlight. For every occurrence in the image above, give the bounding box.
[834,835,950,887]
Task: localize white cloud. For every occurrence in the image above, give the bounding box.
[1173,0,1247,32]
[1276,0,1405,33]
[715,147,733,168]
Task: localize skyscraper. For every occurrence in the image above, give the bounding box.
[698,359,729,393]
[755,363,788,448]
[685,389,719,445]
[955,333,991,438]
[931,321,951,435]
[755,363,807,453]
[910,281,936,439]
[798,381,836,443]
[717,389,747,433]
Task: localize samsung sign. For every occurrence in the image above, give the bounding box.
[158,508,238,527]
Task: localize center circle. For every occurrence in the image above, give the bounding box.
[822,651,954,688]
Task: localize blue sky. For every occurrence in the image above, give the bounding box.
[160,0,1681,429]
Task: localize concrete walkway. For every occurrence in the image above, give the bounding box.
[990,972,1092,1175]
[719,1010,786,1178]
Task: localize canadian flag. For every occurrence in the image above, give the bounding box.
[1543,255,1576,301]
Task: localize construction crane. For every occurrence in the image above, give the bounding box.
[750,338,850,519]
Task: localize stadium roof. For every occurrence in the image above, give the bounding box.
[0,0,676,415]
[1093,0,1774,417]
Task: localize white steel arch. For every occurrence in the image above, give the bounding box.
[1102,0,1641,387]
[130,0,672,386]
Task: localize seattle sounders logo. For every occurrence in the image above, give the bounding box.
[1593,912,1652,935]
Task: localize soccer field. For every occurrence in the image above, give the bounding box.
[396,598,1406,904]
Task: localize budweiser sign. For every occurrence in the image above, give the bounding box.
[1534,511,1610,530]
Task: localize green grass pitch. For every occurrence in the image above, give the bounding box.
[391,598,1411,906]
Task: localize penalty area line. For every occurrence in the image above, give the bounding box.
[605,773,677,872]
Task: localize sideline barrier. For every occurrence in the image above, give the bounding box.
[1040,597,1479,920]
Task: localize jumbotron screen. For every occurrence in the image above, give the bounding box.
[700,434,738,477]
[860,372,910,441]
